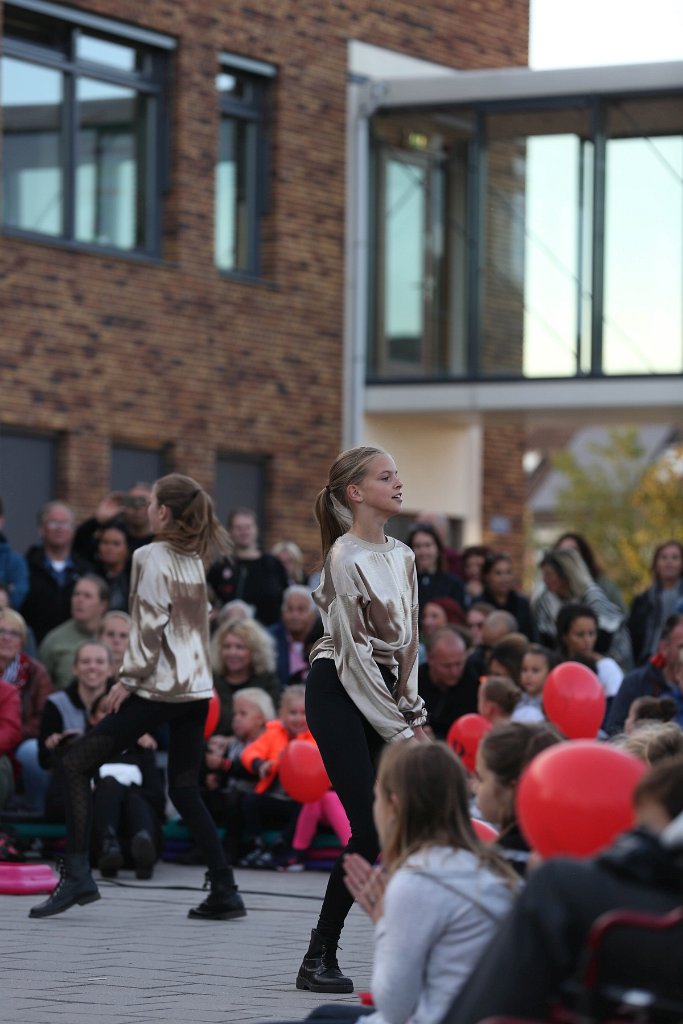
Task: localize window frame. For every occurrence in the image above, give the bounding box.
[215,51,275,279]
[1,0,174,259]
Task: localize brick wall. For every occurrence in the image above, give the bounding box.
[0,0,529,571]
[482,422,528,578]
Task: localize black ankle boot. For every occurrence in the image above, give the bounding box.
[188,867,246,920]
[131,829,156,880]
[29,853,100,919]
[98,829,124,878]
[296,928,354,993]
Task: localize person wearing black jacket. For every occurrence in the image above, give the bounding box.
[21,502,92,644]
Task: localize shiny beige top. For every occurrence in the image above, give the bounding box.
[310,533,426,742]
[119,542,212,702]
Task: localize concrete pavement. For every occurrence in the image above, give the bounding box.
[1,861,374,1024]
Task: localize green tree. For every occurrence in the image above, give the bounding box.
[550,428,682,603]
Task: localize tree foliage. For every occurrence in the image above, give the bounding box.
[550,428,682,603]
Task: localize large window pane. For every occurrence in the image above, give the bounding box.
[77,35,137,72]
[384,156,426,367]
[76,78,139,248]
[2,57,63,236]
[603,101,682,375]
[481,107,592,378]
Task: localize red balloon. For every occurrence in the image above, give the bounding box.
[516,741,646,858]
[446,714,493,772]
[471,818,499,844]
[203,689,221,739]
[543,662,606,739]
[279,740,330,803]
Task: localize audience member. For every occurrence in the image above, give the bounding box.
[486,633,529,688]
[278,742,518,1024]
[512,644,556,723]
[407,522,465,612]
[443,756,683,1024]
[88,693,165,880]
[207,507,288,626]
[92,522,131,612]
[239,686,313,868]
[533,548,632,669]
[216,599,256,628]
[210,618,280,737]
[554,531,627,614]
[416,511,464,577]
[97,610,132,678]
[629,540,683,665]
[464,609,519,691]
[556,603,624,710]
[37,574,109,690]
[461,545,491,606]
[199,688,274,862]
[614,721,683,765]
[38,640,112,822]
[474,721,562,876]
[271,541,308,586]
[286,789,351,873]
[0,679,22,812]
[21,501,92,644]
[464,601,494,648]
[0,497,29,610]
[269,586,319,689]
[625,695,678,733]
[481,553,535,640]
[418,627,477,739]
[478,676,521,725]
[418,596,468,665]
[606,613,683,734]
[73,484,153,561]
[0,608,53,813]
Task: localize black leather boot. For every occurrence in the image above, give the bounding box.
[296,928,354,993]
[187,867,246,920]
[29,853,100,918]
[98,829,124,878]
[131,829,156,880]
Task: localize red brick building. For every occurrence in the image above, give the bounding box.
[0,0,529,565]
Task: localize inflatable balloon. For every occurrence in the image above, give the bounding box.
[279,740,330,803]
[516,741,646,858]
[446,714,492,772]
[471,818,499,844]
[543,662,606,739]
[203,689,221,739]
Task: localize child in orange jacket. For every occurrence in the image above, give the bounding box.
[239,685,314,868]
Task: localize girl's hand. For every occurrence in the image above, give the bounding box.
[410,725,432,744]
[137,733,157,750]
[258,760,274,779]
[343,853,387,924]
[107,681,131,714]
[205,751,223,771]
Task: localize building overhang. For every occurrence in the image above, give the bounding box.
[365,377,683,425]
[360,60,683,114]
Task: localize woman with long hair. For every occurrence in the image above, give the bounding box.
[210,618,279,736]
[297,446,429,994]
[407,522,465,612]
[628,540,683,665]
[30,473,246,922]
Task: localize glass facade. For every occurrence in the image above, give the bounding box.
[215,66,271,275]
[1,4,168,255]
[369,90,683,381]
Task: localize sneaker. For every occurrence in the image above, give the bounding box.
[277,854,305,873]
[252,849,275,869]
[238,846,266,869]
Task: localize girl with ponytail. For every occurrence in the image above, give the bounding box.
[30,474,246,923]
[296,446,429,994]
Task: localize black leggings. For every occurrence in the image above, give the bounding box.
[305,658,386,944]
[59,694,227,870]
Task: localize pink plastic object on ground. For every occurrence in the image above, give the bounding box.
[0,862,59,895]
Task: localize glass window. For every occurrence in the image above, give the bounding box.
[370,113,470,378]
[110,445,166,491]
[603,98,682,375]
[2,57,64,236]
[214,456,266,532]
[481,107,593,379]
[2,2,170,256]
[215,64,272,275]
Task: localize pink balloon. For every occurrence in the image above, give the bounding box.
[517,741,646,858]
[471,818,499,844]
[543,662,606,739]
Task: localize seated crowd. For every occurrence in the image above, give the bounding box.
[1,495,683,1015]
